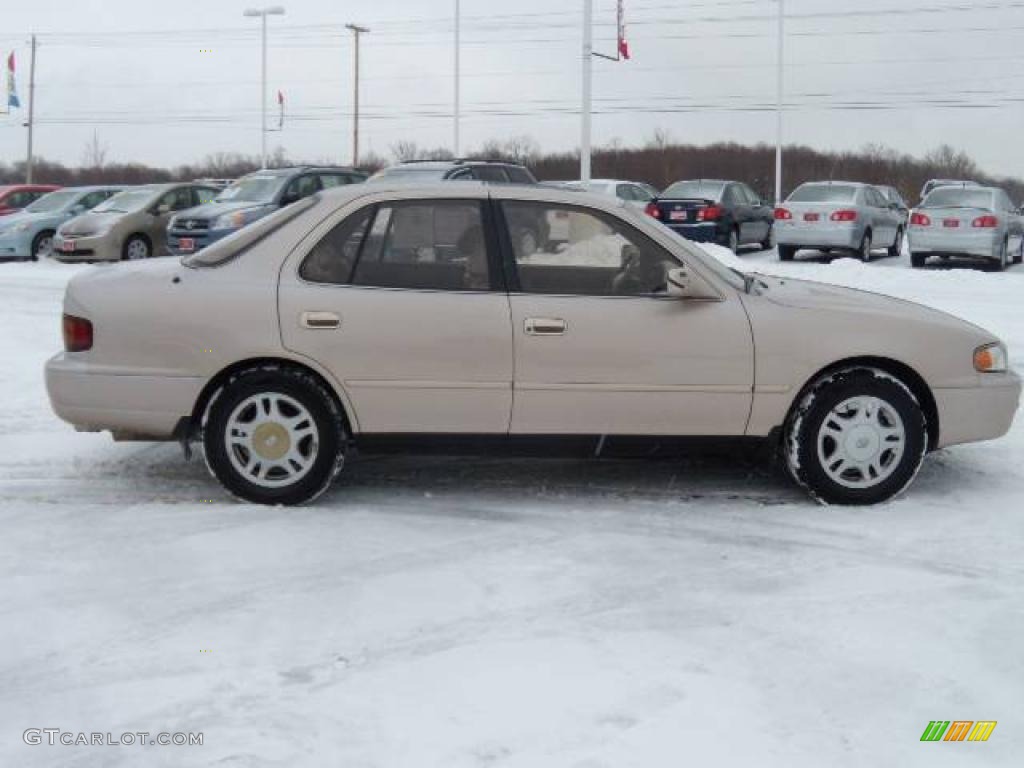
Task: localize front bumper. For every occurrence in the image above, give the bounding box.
[45,353,204,439]
[167,226,235,255]
[908,228,1001,259]
[52,232,122,262]
[665,222,727,244]
[774,222,861,250]
[934,370,1021,448]
[0,228,33,258]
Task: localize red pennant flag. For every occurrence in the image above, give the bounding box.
[277,90,284,106]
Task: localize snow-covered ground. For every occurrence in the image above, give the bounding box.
[1,250,1022,767]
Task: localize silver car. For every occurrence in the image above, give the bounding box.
[774,182,904,262]
[908,186,1023,271]
[559,179,655,210]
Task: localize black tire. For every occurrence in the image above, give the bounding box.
[910,252,926,268]
[888,227,903,259]
[121,234,151,261]
[760,224,774,251]
[30,229,55,262]
[1015,239,1024,265]
[994,238,1009,272]
[202,366,346,505]
[778,245,796,262]
[727,227,740,254]
[859,230,873,262]
[784,367,928,506]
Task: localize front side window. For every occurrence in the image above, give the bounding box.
[193,187,218,205]
[285,175,321,202]
[159,188,194,212]
[506,166,535,184]
[473,166,510,183]
[78,190,115,210]
[502,201,679,297]
[301,200,492,292]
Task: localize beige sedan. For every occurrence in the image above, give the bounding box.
[45,184,1020,506]
[53,183,218,262]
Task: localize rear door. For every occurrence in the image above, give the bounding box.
[496,195,754,436]
[865,187,896,247]
[279,191,514,434]
[724,184,753,244]
[741,183,772,243]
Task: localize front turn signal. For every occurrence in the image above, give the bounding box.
[974,343,1008,373]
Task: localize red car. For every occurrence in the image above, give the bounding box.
[0,184,62,216]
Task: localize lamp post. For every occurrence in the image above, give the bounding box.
[346,23,370,166]
[775,0,785,205]
[243,6,285,169]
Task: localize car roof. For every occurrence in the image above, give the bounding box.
[316,180,625,209]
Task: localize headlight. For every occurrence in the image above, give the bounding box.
[974,343,1008,373]
[213,211,247,230]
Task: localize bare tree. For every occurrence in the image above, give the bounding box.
[81,131,109,169]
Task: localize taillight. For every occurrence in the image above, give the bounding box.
[644,202,661,219]
[774,207,792,220]
[63,314,93,352]
[972,215,999,228]
[830,209,858,222]
[910,212,931,226]
[698,205,723,222]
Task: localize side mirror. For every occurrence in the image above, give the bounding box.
[666,266,721,300]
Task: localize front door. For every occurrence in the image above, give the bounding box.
[279,195,514,434]
[497,199,754,436]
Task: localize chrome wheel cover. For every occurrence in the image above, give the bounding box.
[817,396,905,489]
[126,239,149,260]
[35,234,53,258]
[225,393,320,489]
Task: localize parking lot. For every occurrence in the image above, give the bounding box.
[2,249,1022,767]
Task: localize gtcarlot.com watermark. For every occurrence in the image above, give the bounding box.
[24,729,203,747]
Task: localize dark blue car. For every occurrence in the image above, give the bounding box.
[645,179,774,253]
[167,166,367,255]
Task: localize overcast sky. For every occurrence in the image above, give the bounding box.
[1,0,1023,177]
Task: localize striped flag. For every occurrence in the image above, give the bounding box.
[6,52,20,108]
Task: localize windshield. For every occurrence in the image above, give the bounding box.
[216,174,287,203]
[921,188,994,209]
[368,167,449,183]
[93,189,156,213]
[788,184,857,203]
[662,181,725,200]
[25,190,81,213]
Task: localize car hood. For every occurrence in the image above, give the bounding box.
[60,211,127,235]
[0,211,33,231]
[182,201,273,219]
[753,273,992,336]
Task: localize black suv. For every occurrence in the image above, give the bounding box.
[167,166,367,255]
[369,159,538,185]
[645,179,774,253]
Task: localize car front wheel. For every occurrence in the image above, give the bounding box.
[122,235,151,261]
[785,367,928,505]
[203,366,346,505]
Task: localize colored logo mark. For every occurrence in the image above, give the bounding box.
[920,721,997,742]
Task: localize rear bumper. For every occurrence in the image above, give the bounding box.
[934,371,1021,448]
[774,222,862,250]
[908,228,1001,259]
[665,222,727,244]
[45,353,203,440]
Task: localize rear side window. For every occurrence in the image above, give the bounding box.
[473,166,510,183]
[319,174,357,189]
[302,200,493,292]
[506,166,535,184]
[299,205,375,284]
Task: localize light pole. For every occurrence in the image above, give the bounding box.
[775,0,785,205]
[454,0,460,157]
[243,5,285,169]
[346,23,370,166]
[581,0,593,188]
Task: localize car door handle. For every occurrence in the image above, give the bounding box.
[524,317,567,336]
[300,311,341,330]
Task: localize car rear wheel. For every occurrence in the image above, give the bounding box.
[202,366,346,505]
[859,230,873,262]
[995,238,1009,272]
[31,230,55,262]
[122,235,151,261]
[888,227,903,259]
[785,367,928,505]
[910,252,926,268]
[778,245,796,262]
[1016,240,1024,265]
[760,226,773,251]
[727,228,739,253]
